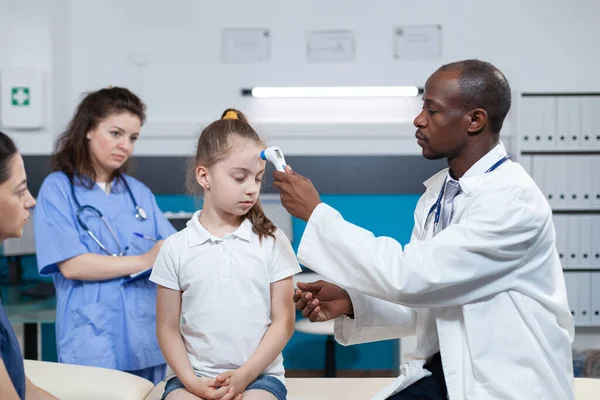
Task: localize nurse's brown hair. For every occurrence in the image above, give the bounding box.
[51,87,146,187]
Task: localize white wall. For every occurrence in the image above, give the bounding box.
[1,0,599,155]
[0,0,55,153]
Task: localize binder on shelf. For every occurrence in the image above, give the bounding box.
[532,156,548,204]
[579,216,593,269]
[520,97,539,151]
[544,156,557,208]
[590,214,600,269]
[519,155,533,176]
[564,154,579,210]
[540,97,558,151]
[554,156,568,209]
[521,97,557,151]
[553,214,567,263]
[593,156,600,209]
[557,96,582,150]
[566,157,581,209]
[579,156,593,209]
[576,272,592,326]
[581,96,600,151]
[566,216,579,268]
[564,272,578,321]
[519,97,537,151]
[591,273,600,325]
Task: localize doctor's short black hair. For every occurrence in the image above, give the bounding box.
[438,59,512,134]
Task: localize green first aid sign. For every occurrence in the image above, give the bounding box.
[11,87,30,106]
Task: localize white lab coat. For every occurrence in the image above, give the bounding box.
[297,143,574,399]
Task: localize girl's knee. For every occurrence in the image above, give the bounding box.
[165,388,206,400]
[243,389,278,400]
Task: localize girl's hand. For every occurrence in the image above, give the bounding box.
[213,369,252,400]
[184,375,230,399]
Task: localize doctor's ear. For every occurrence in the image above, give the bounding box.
[195,165,210,190]
[466,108,488,135]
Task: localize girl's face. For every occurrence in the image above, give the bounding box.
[87,112,141,180]
[0,154,36,241]
[196,136,266,217]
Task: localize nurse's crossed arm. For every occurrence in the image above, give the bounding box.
[58,239,163,281]
[34,172,168,281]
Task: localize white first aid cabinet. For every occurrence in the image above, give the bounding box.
[0,67,46,129]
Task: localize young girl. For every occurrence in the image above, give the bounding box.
[150,109,301,400]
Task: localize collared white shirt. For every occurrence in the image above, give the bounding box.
[150,211,302,382]
[419,145,514,360]
[297,142,575,399]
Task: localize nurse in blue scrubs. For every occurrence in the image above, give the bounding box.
[34,87,176,384]
[0,131,58,399]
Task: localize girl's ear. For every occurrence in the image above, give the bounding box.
[196,166,210,190]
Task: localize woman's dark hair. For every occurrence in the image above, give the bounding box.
[0,131,18,185]
[51,87,146,187]
[189,108,276,241]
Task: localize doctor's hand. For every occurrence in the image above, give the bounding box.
[294,281,354,322]
[272,166,321,222]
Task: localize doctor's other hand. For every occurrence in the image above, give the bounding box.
[272,166,321,222]
[139,240,164,269]
[294,281,353,322]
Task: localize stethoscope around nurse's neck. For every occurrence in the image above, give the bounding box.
[422,153,512,239]
[70,174,148,256]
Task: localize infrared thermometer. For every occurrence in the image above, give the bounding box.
[260,146,287,172]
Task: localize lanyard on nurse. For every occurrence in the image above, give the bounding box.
[422,153,512,239]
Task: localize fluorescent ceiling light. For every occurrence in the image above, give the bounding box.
[242,86,422,98]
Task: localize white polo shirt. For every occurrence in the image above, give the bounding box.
[150,211,301,383]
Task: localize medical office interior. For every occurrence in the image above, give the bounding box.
[1,0,600,396]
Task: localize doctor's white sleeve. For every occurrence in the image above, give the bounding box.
[334,289,417,345]
[335,217,422,345]
[297,184,547,308]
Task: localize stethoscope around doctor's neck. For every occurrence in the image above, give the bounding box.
[422,153,512,238]
[70,174,148,257]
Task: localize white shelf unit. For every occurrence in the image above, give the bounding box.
[518,93,600,327]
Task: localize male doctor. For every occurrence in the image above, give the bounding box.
[272,60,574,399]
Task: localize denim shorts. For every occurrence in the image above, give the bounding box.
[161,374,287,400]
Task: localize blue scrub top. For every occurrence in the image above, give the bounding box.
[33,172,176,372]
[0,302,25,399]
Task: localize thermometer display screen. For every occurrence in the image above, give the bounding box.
[275,149,282,158]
